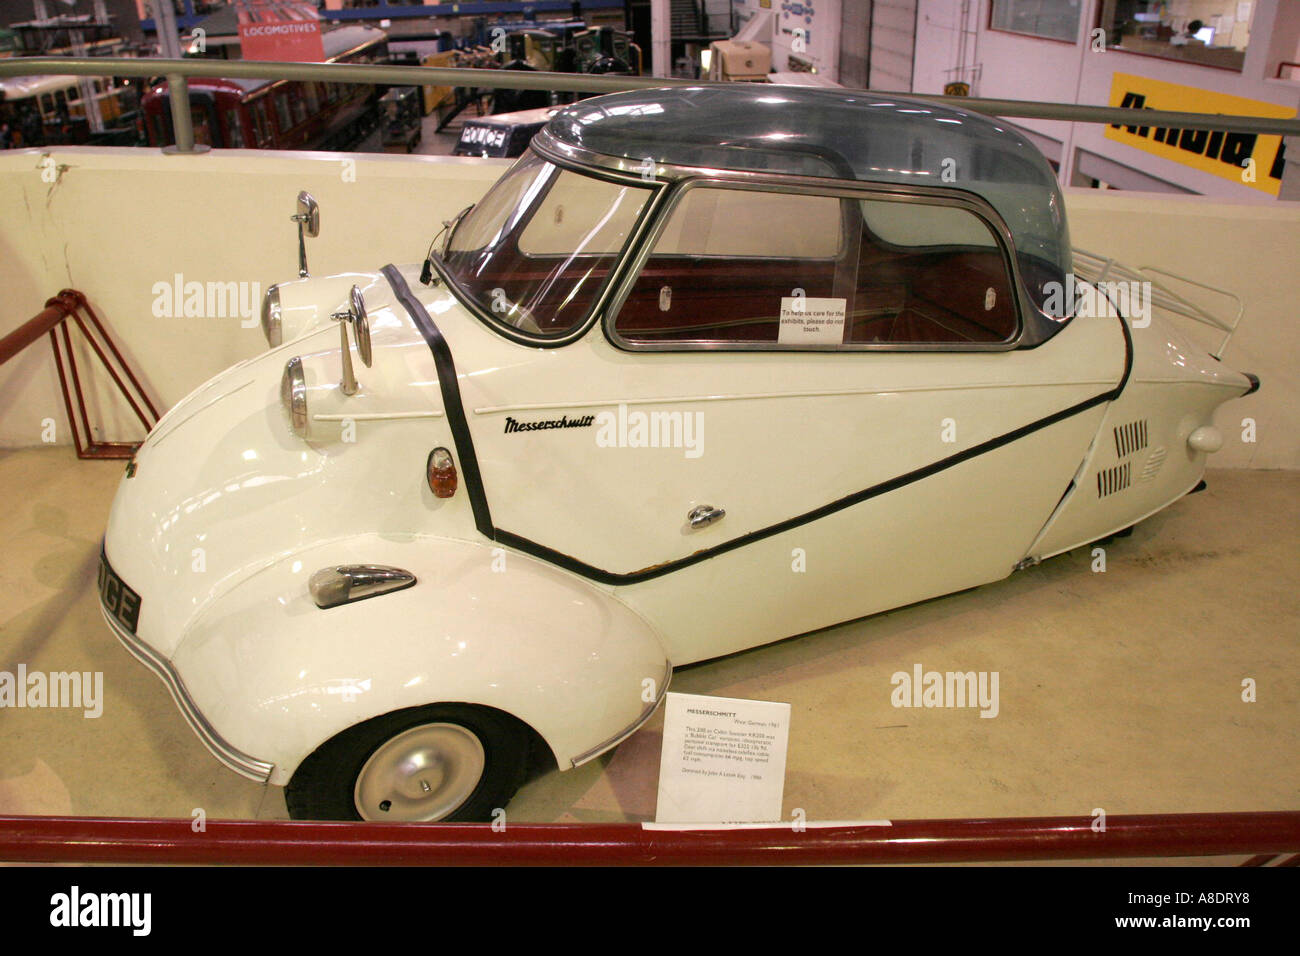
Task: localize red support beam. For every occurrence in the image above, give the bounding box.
[0,812,1297,866]
[1,290,158,459]
[0,297,75,366]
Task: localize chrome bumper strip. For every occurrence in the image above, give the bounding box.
[570,662,673,768]
[101,607,275,784]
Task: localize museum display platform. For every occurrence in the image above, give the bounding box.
[2,448,1294,837]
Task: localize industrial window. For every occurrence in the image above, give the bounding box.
[1098,0,1250,72]
[990,0,1081,43]
[612,186,1018,348]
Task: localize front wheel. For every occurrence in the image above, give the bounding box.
[286,704,531,822]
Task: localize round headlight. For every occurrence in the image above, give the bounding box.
[261,284,282,348]
[281,356,308,436]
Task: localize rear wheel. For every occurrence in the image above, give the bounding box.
[286,704,530,822]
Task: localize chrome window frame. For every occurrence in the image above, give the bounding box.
[601,171,1032,354]
[429,146,671,349]
[446,131,1049,351]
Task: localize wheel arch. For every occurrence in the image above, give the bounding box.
[169,532,672,786]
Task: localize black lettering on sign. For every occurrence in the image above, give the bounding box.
[1205,129,1225,160]
[1178,128,1209,155]
[1220,132,1256,167]
[1114,91,1146,132]
[1113,87,1277,178]
[1270,138,1286,181]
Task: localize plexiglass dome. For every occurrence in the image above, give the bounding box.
[542,85,1072,319]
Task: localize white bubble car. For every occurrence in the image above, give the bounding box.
[100,86,1258,821]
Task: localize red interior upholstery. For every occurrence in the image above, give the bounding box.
[616,259,836,341]
[616,245,1016,345]
[452,217,1018,345]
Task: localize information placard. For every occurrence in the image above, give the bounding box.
[655,692,791,824]
[777,296,846,346]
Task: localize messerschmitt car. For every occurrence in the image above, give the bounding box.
[100,86,1258,822]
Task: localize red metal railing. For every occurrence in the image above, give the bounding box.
[0,290,158,459]
[1,812,1297,865]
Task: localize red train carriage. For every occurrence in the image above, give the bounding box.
[142,26,389,151]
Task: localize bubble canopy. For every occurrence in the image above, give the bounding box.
[539,85,1072,322]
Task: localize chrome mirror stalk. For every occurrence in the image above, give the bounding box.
[330,285,371,396]
[290,191,320,278]
[335,318,358,396]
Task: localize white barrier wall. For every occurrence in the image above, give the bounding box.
[1063,187,1296,470]
[0,147,1295,469]
[0,147,507,453]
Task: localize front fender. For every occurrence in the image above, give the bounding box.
[272,271,387,344]
[170,533,672,786]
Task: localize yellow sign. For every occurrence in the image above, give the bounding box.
[1104,72,1293,196]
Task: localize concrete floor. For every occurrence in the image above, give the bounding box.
[1,448,1296,845]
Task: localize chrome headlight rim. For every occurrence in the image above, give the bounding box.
[262,283,283,348]
[281,356,308,436]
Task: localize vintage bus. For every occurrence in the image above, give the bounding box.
[142,26,389,151]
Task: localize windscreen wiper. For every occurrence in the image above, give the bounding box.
[420,204,475,285]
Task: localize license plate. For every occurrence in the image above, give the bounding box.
[99,552,141,635]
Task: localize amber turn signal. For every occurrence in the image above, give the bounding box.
[427,446,458,498]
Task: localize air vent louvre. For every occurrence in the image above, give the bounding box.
[1140,447,1167,483]
[1114,420,1149,458]
[1097,461,1132,498]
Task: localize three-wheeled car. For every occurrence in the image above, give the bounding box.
[100,86,1258,822]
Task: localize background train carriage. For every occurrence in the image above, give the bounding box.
[0,72,143,148]
[143,26,389,151]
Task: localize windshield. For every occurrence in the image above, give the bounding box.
[437,151,653,338]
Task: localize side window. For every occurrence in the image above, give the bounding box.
[250,100,272,146]
[849,199,1017,345]
[613,187,843,345]
[613,187,1018,348]
[191,106,213,147]
[147,111,167,147]
[289,87,308,126]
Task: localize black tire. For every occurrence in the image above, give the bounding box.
[286,704,530,822]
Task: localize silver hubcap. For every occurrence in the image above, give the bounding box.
[354,722,486,822]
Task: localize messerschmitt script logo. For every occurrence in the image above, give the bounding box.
[504,414,596,434]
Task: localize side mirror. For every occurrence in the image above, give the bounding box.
[349,285,372,368]
[290,190,320,277]
[330,285,372,396]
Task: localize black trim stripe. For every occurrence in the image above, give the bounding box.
[383,264,494,536]
[499,386,1119,585]
[386,262,1135,586]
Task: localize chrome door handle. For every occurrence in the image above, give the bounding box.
[688,504,725,529]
